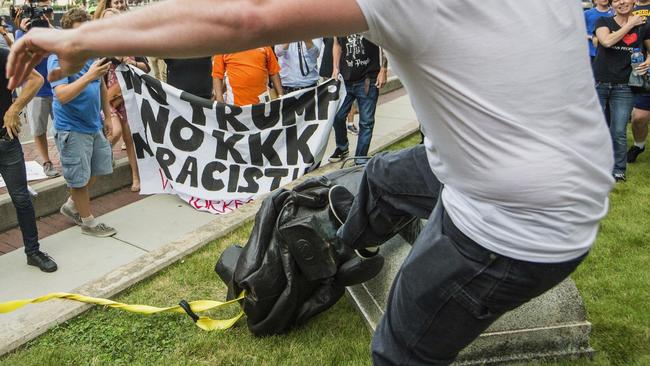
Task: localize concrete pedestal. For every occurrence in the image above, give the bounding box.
[346,235,594,365]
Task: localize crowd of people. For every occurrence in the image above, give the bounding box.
[588,0,650,181]
[0,0,389,273]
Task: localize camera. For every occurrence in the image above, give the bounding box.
[17,4,53,30]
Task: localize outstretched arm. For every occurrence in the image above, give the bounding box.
[8,0,368,89]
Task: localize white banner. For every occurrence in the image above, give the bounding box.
[117,66,345,214]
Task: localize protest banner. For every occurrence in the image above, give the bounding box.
[117,66,345,214]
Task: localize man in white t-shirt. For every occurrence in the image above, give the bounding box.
[8,0,614,364]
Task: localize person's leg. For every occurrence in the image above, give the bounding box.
[328,86,355,162]
[55,130,93,223]
[371,209,585,365]
[354,77,379,160]
[120,117,141,191]
[595,82,611,127]
[0,138,58,272]
[109,114,123,146]
[628,94,650,162]
[0,139,39,255]
[338,145,439,250]
[608,85,634,178]
[28,97,59,177]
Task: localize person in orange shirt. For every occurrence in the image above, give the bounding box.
[212,47,284,106]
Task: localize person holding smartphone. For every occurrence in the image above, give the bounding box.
[48,8,117,238]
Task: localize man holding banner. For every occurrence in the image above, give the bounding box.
[7,1,615,365]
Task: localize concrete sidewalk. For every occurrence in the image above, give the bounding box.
[0,94,419,356]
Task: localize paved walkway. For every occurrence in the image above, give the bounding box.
[0,92,419,355]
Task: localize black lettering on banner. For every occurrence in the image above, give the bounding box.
[212,130,246,164]
[169,116,204,152]
[227,164,240,192]
[121,70,141,94]
[132,132,154,159]
[249,130,282,166]
[176,156,199,187]
[156,147,176,179]
[215,103,249,132]
[180,91,212,127]
[141,74,168,105]
[281,89,316,126]
[141,100,170,144]
[239,167,263,193]
[201,161,227,191]
[292,168,300,180]
[251,99,281,129]
[265,168,289,191]
[317,80,340,120]
[285,124,318,165]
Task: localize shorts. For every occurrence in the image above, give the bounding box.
[55,130,113,188]
[634,93,650,111]
[26,96,53,137]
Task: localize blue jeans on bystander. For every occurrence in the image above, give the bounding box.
[333,77,379,161]
[0,138,40,255]
[596,82,634,175]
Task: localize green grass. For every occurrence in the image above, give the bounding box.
[2,132,649,366]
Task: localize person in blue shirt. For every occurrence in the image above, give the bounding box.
[15,0,60,177]
[585,0,614,61]
[48,8,117,238]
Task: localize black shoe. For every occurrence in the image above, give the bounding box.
[329,185,355,225]
[613,173,626,182]
[627,145,645,163]
[328,147,349,163]
[27,251,58,273]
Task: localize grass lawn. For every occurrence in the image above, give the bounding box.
[2,132,649,366]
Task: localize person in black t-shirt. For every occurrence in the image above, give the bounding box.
[593,0,650,181]
[164,57,213,99]
[328,34,387,164]
[0,48,58,272]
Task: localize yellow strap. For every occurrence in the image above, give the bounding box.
[0,292,245,331]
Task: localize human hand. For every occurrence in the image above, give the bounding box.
[376,67,387,88]
[3,106,22,139]
[86,58,111,81]
[636,60,650,76]
[331,68,339,80]
[7,27,87,89]
[19,17,30,32]
[628,15,646,28]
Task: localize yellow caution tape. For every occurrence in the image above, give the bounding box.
[0,292,245,331]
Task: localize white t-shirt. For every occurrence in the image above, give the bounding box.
[354,0,614,263]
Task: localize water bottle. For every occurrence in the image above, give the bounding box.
[631,48,645,76]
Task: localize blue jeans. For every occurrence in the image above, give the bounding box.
[338,146,586,365]
[0,138,40,255]
[596,82,633,175]
[333,78,379,159]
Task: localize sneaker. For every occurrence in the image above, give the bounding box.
[328,147,349,163]
[347,124,359,135]
[42,161,60,178]
[329,185,355,225]
[613,173,626,182]
[627,145,645,163]
[81,222,117,238]
[27,251,58,272]
[60,203,82,226]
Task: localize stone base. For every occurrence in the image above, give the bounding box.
[346,234,594,365]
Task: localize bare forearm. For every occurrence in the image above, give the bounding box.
[12,71,43,110]
[100,81,112,119]
[213,78,225,102]
[332,39,341,73]
[54,74,93,104]
[69,0,367,59]
[271,74,283,96]
[597,25,635,48]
